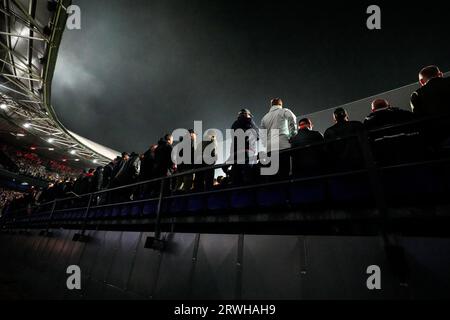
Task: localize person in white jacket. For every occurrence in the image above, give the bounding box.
[260,98,297,151]
[260,98,297,178]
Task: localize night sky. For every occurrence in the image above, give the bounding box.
[52,0,450,153]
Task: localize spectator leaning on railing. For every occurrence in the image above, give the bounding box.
[3,64,450,216]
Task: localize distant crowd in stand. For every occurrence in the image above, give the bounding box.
[0,144,81,182]
[2,65,450,216]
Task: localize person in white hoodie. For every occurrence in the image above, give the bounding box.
[260,98,297,178]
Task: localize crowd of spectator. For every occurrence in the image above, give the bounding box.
[0,144,81,182]
[0,189,25,211]
[2,65,449,217]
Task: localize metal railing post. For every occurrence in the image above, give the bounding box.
[144,178,167,251]
[73,193,94,242]
[154,179,166,240]
[43,199,57,237]
[358,133,387,215]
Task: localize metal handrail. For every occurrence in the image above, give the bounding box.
[2,113,450,231]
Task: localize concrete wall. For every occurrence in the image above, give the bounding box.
[1,229,450,300]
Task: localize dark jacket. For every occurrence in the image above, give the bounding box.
[290,129,325,177]
[92,167,104,192]
[364,107,415,131]
[122,154,141,185]
[111,158,128,187]
[230,115,259,163]
[324,121,367,170]
[153,140,174,177]
[140,149,156,180]
[176,135,196,171]
[290,128,324,148]
[410,77,450,118]
[102,162,114,188]
[324,121,366,141]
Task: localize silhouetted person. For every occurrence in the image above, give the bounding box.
[81,169,95,194]
[410,65,450,153]
[260,98,297,179]
[140,144,157,181]
[175,129,197,192]
[153,134,175,194]
[92,166,104,193]
[291,118,325,176]
[119,152,141,200]
[230,109,259,185]
[410,65,450,118]
[140,144,157,198]
[364,99,414,131]
[102,160,115,189]
[291,118,324,147]
[365,99,420,165]
[109,152,129,203]
[194,130,217,191]
[324,108,366,171]
[110,152,130,188]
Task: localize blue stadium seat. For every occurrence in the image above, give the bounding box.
[88,208,96,219]
[76,210,85,219]
[111,206,121,218]
[329,174,371,204]
[120,205,131,217]
[169,197,186,215]
[187,195,205,213]
[94,208,104,218]
[257,186,288,208]
[103,207,112,218]
[130,204,141,217]
[231,190,255,209]
[207,193,230,211]
[289,181,327,206]
[142,200,158,217]
[384,166,444,204]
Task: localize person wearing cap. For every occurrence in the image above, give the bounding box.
[230,108,259,185]
[324,108,366,171]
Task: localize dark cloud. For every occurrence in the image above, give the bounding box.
[52,0,450,152]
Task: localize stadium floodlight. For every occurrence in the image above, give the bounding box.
[0,103,7,110]
[93,159,98,164]
[70,150,77,155]
[16,133,26,137]
[23,122,32,128]
[47,138,55,143]
[48,148,55,151]
[74,159,80,162]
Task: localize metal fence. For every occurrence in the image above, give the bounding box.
[2,115,450,242]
